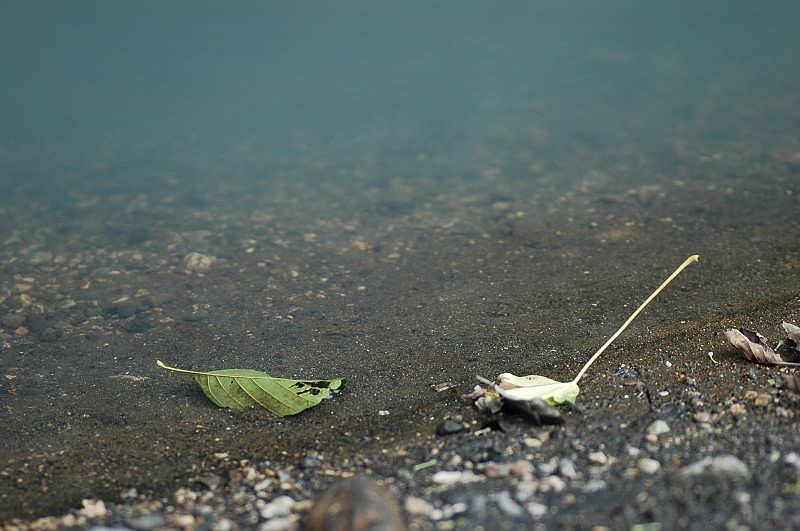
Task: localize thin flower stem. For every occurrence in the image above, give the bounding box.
[571,255,699,385]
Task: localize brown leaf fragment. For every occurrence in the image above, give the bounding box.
[723,328,800,367]
[783,322,800,345]
[779,373,800,394]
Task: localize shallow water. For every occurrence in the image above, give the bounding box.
[1,1,799,524]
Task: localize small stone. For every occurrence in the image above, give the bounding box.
[523,437,542,448]
[115,300,141,319]
[754,393,771,407]
[303,452,322,468]
[693,411,711,424]
[637,458,661,474]
[584,479,607,492]
[0,314,26,329]
[729,403,747,416]
[537,461,557,476]
[588,451,608,465]
[128,513,167,530]
[540,475,566,492]
[526,501,549,519]
[646,420,670,436]
[558,458,578,479]
[515,480,538,501]
[183,252,216,272]
[436,419,464,436]
[260,516,298,531]
[197,474,223,489]
[260,495,295,519]
[79,498,107,519]
[40,327,62,342]
[404,495,433,516]
[784,452,800,469]
[254,479,273,492]
[431,470,478,485]
[483,462,511,478]
[493,491,525,518]
[680,455,750,481]
[25,311,48,335]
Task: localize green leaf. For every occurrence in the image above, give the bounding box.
[157,360,345,416]
[497,373,580,405]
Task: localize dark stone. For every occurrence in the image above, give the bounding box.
[25,311,48,335]
[0,314,26,329]
[144,292,174,308]
[116,300,141,319]
[40,327,62,342]
[125,319,153,334]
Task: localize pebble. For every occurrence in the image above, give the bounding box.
[637,458,661,474]
[540,475,566,492]
[583,479,607,492]
[404,495,434,516]
[784,451,800,469]
[260,495,295,519]
[80,499,107,519]
[558,458,578,479]
[183,252,216,272]
[646,420,670,436]
[680,455,751,481]
[493,491,525,518]
[754,393,771,407]
[693,411,712,424]
[127,514,166,530]
[260,516,298,531]
[588,451,608,465]
[436,419,465,436]
[431,470,479,485]
[526,501,549,519]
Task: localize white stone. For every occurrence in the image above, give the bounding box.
[260,495,296,519]
[646,420,670,436]
[637,458,661,474]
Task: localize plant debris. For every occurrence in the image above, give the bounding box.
[480,255,698,406]
[157,360,345,416]
[723,326,800,367]
[783,322,800,346]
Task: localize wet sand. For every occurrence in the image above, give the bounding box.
[2,136,799,527]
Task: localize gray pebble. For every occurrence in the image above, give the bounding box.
[436,419,464,436]
[680,455,750,481]
[260,495,295,519]
[784,451,800,469]
[127,513,167,530]
[493,490,525,519]
[558,457,578,479]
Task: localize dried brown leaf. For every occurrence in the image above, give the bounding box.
[724,328,800,367]
[783,322,800,345]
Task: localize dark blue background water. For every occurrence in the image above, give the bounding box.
[2,1,798,197]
